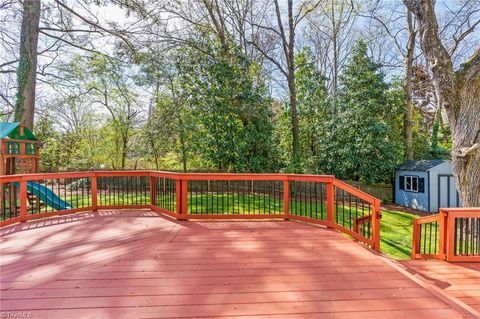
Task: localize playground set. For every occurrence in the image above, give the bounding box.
[0,122,71,214]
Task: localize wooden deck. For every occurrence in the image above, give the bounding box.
[0,210,476,318]
[402,260,480,313]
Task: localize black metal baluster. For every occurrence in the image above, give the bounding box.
[297,181,301,216]
[354,196,358,232]
[362,200,366,237]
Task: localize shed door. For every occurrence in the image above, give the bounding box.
[438,175,460,209]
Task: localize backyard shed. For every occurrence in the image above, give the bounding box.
[394,160,460,213]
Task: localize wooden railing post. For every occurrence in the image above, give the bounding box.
[150,176,156,206]
[372,199,381,251]
[175,179,182,217]
[19,180,27,222]
[91,175,98,211]
[326,177,335,228]
[411,219,419,258]
[283,178,289,219]
[445,211,455,262]
[439,209,447,260]
[181,179,188,215]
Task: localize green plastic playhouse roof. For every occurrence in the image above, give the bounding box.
[0,122,37,141]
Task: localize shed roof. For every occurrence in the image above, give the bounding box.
[0,122,37,140]
[397,160,447,172]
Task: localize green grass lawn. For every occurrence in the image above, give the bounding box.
[160,194,417,259]
[378,208,416,259]
[18,191,418,260]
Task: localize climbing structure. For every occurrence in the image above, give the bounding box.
[0,122,72,215]
[0,122,40,175]
[1,122,41,215]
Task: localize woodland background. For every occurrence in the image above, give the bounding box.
[1,0,479,186]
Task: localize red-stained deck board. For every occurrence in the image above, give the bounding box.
[402,260,480,314]
[0,210,470,319]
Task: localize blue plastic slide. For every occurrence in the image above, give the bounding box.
[15,181,72,210]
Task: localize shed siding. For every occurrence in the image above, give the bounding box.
[429,162,459,212]
[395,170,429,211]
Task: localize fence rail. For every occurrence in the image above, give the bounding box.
[1,171,382,251]
[412,208,480,262]
[342,180,392,203]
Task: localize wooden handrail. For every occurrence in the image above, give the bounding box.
[332,178,380,205]
[415,214,443,224]
[0,170,379,205]
[0,171,382,251]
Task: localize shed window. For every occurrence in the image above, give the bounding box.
[399,175,425,193]
[405,176,418,192]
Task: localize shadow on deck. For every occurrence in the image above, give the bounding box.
[401,259,480,314]
[0,210,477,319]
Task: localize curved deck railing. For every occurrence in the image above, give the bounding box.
[0,171,381,250]
[412,208,480,262]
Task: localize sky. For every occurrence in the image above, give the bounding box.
[1,0,479,115]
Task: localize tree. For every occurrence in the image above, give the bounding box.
[249,0,322,170]
[318,40,402,183]
[404,0,480,206]
[295,47,328,171]
[61,54,142,170]
[180,37,277,172]
[357,1,417,160]
[14,0,40,129]
[307,0,357,111]
[403,8,416,160]
[138,54,199,172]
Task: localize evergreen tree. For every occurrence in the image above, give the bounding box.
[179,36,278,172]
[318,40,402,183]
[295,47,328,172]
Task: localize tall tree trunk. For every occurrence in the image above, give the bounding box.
[154,153,159,170]
[288,78,299,164]
[287,0,300,168]
[431,105,442,150]
[455,62,480,206]
[14,0,40,130]
[404,9,415,160]
[121,133,128,170]
[404,0,480,206]
[331,0,338,113]
[178,117,187,173]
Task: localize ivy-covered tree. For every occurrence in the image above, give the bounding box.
[14,0,41,129]
[318,40,403,183]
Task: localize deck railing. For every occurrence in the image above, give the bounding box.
[412,208,480,262]
[0,171,381,251]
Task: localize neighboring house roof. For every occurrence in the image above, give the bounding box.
[397,160,448,172]
[0,122,37,140]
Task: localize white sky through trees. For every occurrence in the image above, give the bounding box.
[0,0,478,116]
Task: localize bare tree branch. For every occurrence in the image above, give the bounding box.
[449,18,480,56]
